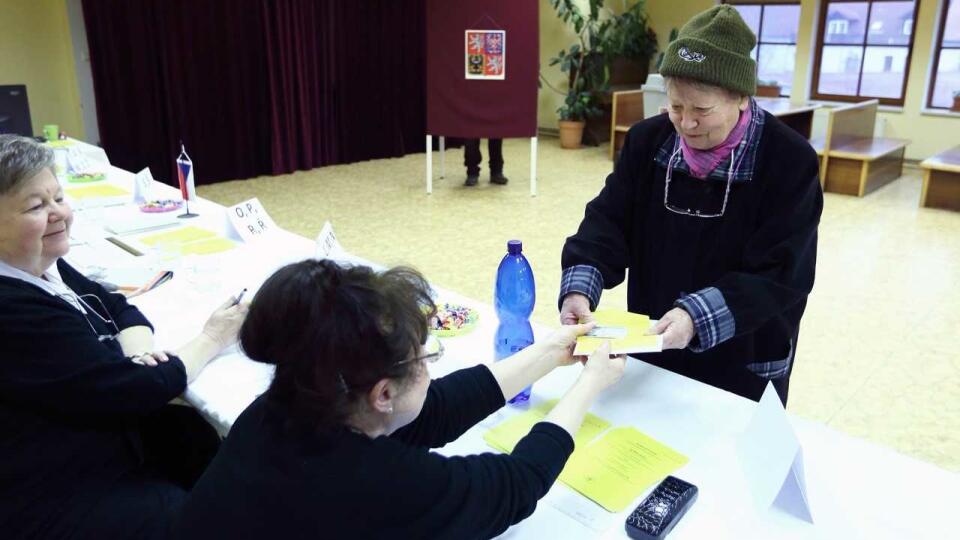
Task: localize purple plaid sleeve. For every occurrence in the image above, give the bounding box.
[558,265,603,311]
[675,287,735,353]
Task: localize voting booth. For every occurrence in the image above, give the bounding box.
[424,0,540,195]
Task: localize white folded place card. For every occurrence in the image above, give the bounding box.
[227,198,279,242]
[315,221,344,259]
[736,382,814,523]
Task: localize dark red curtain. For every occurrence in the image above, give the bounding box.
[82,0,427,186]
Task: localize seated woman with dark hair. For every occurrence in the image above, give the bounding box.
[0,134,247,540]
[176,259,625,539]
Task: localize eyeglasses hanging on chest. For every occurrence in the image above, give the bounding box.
[662,138,740,219]
[58,292,121,342]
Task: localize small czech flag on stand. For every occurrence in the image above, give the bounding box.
[176,142,198,218]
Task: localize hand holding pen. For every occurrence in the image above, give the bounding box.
[202,291,250,349]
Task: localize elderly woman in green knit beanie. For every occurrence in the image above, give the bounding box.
[559,5,823,404]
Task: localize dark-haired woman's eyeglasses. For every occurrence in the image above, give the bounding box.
[663,139,736,219]
[398,335,445,366]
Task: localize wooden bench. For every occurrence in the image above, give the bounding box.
[819,99,910,197]
[920,146,960,211]
[610,89,644,159]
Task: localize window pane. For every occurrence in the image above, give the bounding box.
[860,46,908,98]
[931,49,960,108]
[733,5,762,37]
[761,5,801,43]
[945,0,960,48]
[818,45,864,95]
[866,1,915,46]
[825,2,869,45]
[758,44,797,95]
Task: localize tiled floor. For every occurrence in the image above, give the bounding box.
[200,137,960,472]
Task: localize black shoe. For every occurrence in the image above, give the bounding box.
[490,173,509,185]
[464,174,479,186]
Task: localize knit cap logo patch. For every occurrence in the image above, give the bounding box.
[678,47,706,63]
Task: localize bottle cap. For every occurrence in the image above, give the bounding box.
[507,240,522,255]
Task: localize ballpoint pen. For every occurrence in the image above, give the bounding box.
[232,288,248,306]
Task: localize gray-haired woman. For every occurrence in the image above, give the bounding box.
[559,5,823,404]
[0,135,245,539]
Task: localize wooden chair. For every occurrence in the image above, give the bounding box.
[920,146,960,211]
[820,99,910,197]
[609,89,644,160]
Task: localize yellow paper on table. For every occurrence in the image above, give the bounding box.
[179,237,237,255]
[138,226,217,247]
[574,310,661,356]
[559,426,688,512]
[484,400,610,462]
[65,184,129,199]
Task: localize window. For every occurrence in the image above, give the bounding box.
[726,1,803,97]
[927,0,960,109]
[812,1,921,106]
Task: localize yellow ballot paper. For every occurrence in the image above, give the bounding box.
[484,400,610,463]
[138,226,218,246]
[574,310,661,356]
[132,226,238,256]
[559,427,688,512]
[64,184,129,199]
[179,238,237,255]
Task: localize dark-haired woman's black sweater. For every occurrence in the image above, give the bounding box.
[175,365,574,540]
[0,260,205,540]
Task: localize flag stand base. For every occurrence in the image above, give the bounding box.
[178,199,198,218]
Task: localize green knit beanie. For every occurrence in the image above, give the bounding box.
[660,5,758,96]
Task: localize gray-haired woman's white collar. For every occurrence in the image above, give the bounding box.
[0,259,86,313]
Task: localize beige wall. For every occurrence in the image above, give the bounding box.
[0,0,84,138]
[541,0,960,159]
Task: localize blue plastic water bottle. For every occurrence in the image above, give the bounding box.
[494,240,535,404]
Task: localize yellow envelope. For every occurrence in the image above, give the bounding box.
[574,310,660,356]
[559,426,689,512]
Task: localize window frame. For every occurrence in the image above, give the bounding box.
[811,0,922,106]
[724,0,803,97]
[926,0,959,109]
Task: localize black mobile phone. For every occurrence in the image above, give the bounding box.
[624,476,698,540]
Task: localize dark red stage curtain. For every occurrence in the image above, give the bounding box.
[426,0,539,139]
[82,0,427,185]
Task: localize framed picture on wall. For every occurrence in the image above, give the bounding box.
[465,30,505,80]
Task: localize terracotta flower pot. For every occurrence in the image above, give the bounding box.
[951,95,960,113]
[558,120,585,149]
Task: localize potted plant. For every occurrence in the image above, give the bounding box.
[558,88,603,149]
[603,1,658,86]
[756,79,782,98]
[952,91,960,112]
[549,0,608,148]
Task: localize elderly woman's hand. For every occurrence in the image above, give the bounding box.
[646,307,695,350]
[559,293,593,326]
[201,298,249,350]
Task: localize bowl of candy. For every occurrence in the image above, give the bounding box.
[67,172,106,183]
[430,302,479,337]
[139,199,182,213]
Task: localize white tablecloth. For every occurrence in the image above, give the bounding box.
[62,141,957,539]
